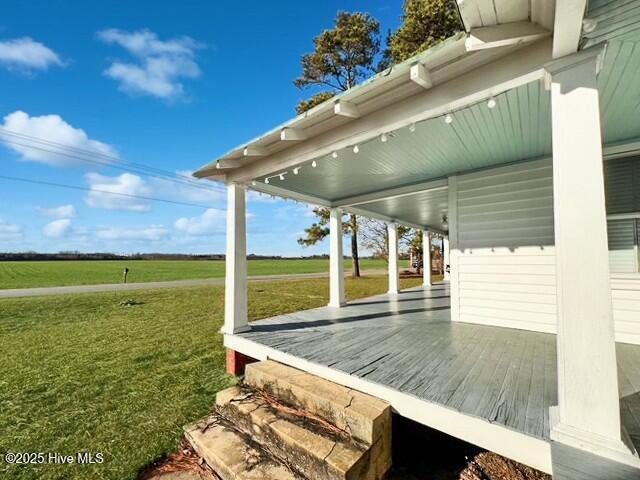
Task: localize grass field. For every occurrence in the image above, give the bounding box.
[0,275,422,480]
[0,258,409,290]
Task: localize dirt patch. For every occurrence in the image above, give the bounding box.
[460,452,550,480]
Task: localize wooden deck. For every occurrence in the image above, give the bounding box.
[227,283,640,474]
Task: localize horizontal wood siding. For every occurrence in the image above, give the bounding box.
[612,275,640,344]
[454,159,557,333]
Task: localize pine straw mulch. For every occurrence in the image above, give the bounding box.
[459,452,551,480]
[137,438,218,480]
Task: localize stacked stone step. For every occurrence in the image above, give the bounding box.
[185,360,392,480]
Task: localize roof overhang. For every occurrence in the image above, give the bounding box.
[192,0,640,231]
[194,23,553,182]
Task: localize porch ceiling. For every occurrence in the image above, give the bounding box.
[353,188,449,232]
[255,80,552,204]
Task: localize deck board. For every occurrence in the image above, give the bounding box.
[238,284,640,451]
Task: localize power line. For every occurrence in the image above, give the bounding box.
[0,138,224,195]
[0,128,226,194]
[0,174,223,210]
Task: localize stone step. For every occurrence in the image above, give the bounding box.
[215,384,388,480]
[184,415,302,480]
[244,360,391,448]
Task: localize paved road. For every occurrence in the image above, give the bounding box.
[0,270,388,299]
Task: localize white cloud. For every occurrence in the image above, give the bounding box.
[174,208,225,236]
[37,204,76,219]
[0,111,118,167]
[95,225,169,241]
[0,37,63,73]
[43,218,72,238]
[0,219,23,240]
[85,172,151,212]
[97,28,203,99]
[151,170,225,203]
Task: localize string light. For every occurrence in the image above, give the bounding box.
[444,114,453,124]
[265,178,270,184]
[279,174,285,180]
[311,160,317,168]
[353,145,360,153]
[251,181,256,186]
[409,123,416,133]
[331,151,338,159]
[380,133,388,143]
[293,167,300,175]
[487,97,497,109]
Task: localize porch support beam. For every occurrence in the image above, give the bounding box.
[410,63,432,89]
[222,183,249,334]
[328,208,346,307]
[280,127,307,142]
[423,230,432,287]
[215,159,241,170]
[552,0,587,59]
[334,100,360,118]
[465,21,551,52]
[548,49,638,466]
[443,237,450,281]
[388,223,400,295]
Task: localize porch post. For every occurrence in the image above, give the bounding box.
[388,223,400,294]
[443,237,450,280]
[329,208,346,307]
[423,230,432,286]
[222,183,249,335]
[547,48,633,464]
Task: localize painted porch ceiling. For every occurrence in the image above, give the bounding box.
[598,41,640,145]
[257,80,553,203]
[356,188,449,231]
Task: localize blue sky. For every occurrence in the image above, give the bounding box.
[0,1,402,256]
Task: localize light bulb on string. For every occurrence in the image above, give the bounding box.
[353,145,360,153]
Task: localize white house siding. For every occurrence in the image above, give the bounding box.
[448,156,640,343]
[612,275,640,344]
[451,158,558,333]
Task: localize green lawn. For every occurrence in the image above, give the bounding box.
[0,275,422,480]
[0,258,408,290]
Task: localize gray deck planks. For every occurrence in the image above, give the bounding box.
[238,284,640,448]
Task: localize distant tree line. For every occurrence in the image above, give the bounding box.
[0,252,362,262]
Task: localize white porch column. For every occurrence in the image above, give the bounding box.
[328,208,346,307]
[388,223,400,294]
[222,183,249,335]
[423,230,432,286]
[443,237,450,280]
[548,49,634,464]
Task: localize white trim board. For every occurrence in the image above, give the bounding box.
[224,333,553,474]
